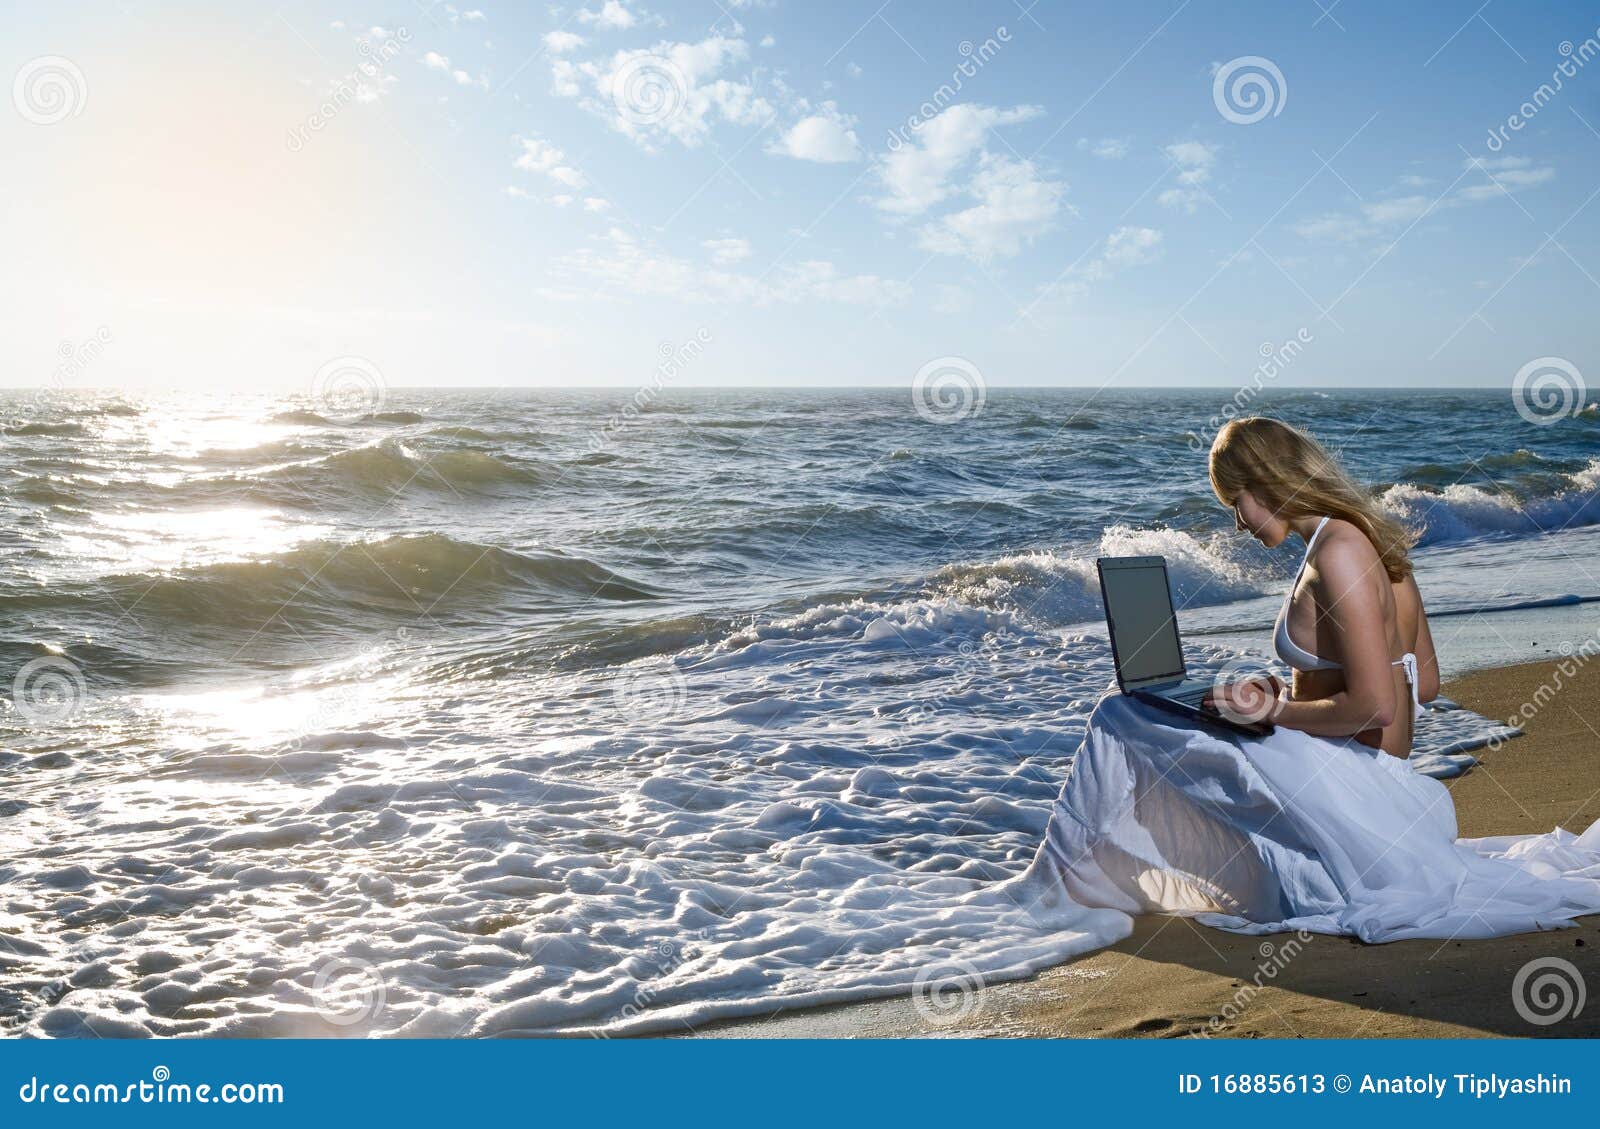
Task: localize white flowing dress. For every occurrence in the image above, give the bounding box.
[1028,690,1600,942]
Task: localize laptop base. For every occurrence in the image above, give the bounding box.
[1129,689,1276,738]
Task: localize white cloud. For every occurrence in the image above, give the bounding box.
[1468,155,1532,170]
[551,194,575,207]
[583,197,611,212]
[917,153,1065,261]
[873,104,1059,261]
[544,31,586,54]
[1297,196,1437,241]
[560,228,909,307]
[577,1,643,30]
[874,103,1043,216]
[1458,157,1554,201]
[781,260,912,305]
[1033,226,1164,311]
[551,35,774,148]
[1085,225,1164,278]
[767,103,861,163]
[514,135,587,189]
[1079,136,1130,159]
[1158,140,1218,213]
[702,237,752,265]
[1296,160,1555,239]
[759,34,775,48]
[1361,195,1433,225]
[505,185,531,198]
[421,50,487,88]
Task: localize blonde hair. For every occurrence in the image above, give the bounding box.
[1209,416,1417,581]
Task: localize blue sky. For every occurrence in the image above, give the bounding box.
[5,0,1600,389]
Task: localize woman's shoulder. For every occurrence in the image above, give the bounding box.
[1308,517,1383,579]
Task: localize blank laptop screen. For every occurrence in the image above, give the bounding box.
[1101,562,1185,687]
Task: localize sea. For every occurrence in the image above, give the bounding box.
[2,386,1598,1037]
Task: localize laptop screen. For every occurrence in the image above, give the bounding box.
[1100,559,1185,689]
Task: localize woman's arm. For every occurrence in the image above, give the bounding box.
[1214,533,1397,737]
[1406,573,1441,703]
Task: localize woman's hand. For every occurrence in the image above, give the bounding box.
[1203,674,1284,724]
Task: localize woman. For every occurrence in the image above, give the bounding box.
[1025,416,1600,943]
[1204,415,1440,757]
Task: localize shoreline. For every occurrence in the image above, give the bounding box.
[685,654,1600,1038]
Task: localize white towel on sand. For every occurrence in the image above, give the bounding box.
[1028,688,1600,942]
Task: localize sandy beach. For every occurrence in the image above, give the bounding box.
[691,655,1600,1038]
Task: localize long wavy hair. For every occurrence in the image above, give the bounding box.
[1208,416,1417,581]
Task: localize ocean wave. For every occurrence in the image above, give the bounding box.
[1381,458,1600,545]
[63,403,141,418]
[924,524,1264,627]
[10,476,90,508]
[4,421,89,437]
[265,534,650,603]
[1,535,659,638]
[269,409,334,426]
[258,440,542,495]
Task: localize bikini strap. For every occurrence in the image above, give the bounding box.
[1398,652,1424,721]
[1304,515,1331,553]
[1291,516,1331,585]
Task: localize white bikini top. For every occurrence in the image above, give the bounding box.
[1273,516,1425,722]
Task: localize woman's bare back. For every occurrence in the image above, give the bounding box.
[1285,525,1434,757]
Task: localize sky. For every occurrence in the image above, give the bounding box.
[4,0,1600,390]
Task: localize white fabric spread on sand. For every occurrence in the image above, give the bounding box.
[1028,688,1600,943]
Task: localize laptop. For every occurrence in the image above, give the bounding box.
[1096,555,1275,737]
